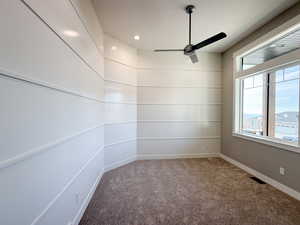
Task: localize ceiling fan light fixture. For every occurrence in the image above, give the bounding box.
[189,53,199,64]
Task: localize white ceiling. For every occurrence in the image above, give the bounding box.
[93,0,298,52]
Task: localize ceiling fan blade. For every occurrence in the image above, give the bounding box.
[192,32,227,50]
[154,49,184,52]
[189,53,198,63]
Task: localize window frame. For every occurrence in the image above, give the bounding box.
[235,63,300,151]
[268,66,300,142]
[240,73,266,136]
[233,16,300,154]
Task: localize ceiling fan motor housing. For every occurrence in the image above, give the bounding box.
[184,44,194,55]
[185,5,195,14]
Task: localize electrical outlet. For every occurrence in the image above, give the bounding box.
[280,167,285,176]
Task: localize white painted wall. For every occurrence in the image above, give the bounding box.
[102,36,222,165]
[0,1,222,223]
[0,1,104,225]
[137,51,222,159]
[103,35,138,171]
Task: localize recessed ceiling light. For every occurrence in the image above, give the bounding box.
[134,35,140,40]
[111,46,117,51]
[63,30,79,37]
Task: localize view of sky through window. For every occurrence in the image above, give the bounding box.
[240,65,299,142]
[271,65,299,142]
[242,74,264,135]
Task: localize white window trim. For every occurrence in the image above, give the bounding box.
[232,15,300,154]
[233,14,300,71]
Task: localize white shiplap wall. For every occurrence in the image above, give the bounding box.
[1,1,222,223]
[0,1,104,225]
[103,35,138,171]
[102,39,222,163]
[137,50,222,159]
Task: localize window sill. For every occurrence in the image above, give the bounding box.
[232,132,300,154]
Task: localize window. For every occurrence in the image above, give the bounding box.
[236,64,300,148]
[241,74,264,135]
[233,19,300,152]
[269,66,299,142]
[241,28,300,71]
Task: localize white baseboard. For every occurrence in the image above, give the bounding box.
[104,156,137,172]
[73,170,104,225]
[137,153,220,160]
[104,153,219,172]
[220,153,300,201]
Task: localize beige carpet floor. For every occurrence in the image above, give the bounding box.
[79,158,300,225]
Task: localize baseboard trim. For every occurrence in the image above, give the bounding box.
[137,153,220,160]
[220,153,300,201]
[104,153,220,171]
[137,136,221,140]
[72,170,103,225]
[104,156,137,172]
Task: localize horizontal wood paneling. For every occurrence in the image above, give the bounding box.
[0,75,104,163]
[0,0,104,100]
[137,50,222,156]
[105,100,137,124]
[104,141,137,169]
[70,0,105,55]
[0,128,103,225]
[0,1,105,225]
[104,80,137,104]
[105,59,137,85]
[137,50,221,71]
[138,104,221,121]
[138,69,221,88]
[104,35,138,67]
[105,123,137,146]
[138,121,221,138]
[24,0,104,77]
[103,35,138,171]
[34,151,104,225]
[138,86,221,104]
[137,139,220,155]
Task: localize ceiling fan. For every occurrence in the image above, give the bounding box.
[154,5,227,63]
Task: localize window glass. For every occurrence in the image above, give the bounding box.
[269,66,299,142]
[254,74,263,87]
[237,63,300,146]
[242,74,264,135]
[275,70,284,82]
[284,65,300,80]
[241,28,300,71]
[243,76,253,89]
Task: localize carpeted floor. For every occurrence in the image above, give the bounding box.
[79,158,300,225]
